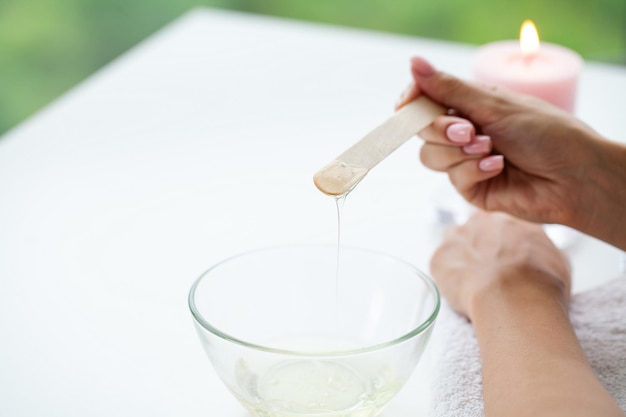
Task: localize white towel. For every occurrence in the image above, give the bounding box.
[431,275,626,416]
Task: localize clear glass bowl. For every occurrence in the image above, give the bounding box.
[189,245,440,417]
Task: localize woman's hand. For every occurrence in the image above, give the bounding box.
[398,57,626,250]
[430,211,625,417]
[429,210,571,321]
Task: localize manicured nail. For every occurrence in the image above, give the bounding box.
[411,57,436,77]
[446,123,472,143]
[463,135,491,154]
[479,155,504,172]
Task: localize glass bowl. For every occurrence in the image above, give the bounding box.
[188,245,440,417]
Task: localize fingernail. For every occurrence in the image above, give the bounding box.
[396,82,415,109]
[463,135,491,154]
[479,155,504,172]
[446,123,472,143]
[411,57,436,77]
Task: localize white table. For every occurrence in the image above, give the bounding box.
[1,8,625,416]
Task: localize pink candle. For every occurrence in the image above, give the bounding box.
[473,21,583,113]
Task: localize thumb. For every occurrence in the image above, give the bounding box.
[410,57,499,125]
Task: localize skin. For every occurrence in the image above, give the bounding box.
[396,58,626,416]
[397,57,626,251]
[430,211,625,417]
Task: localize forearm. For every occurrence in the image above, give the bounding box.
[471,275,624,417]
[570,135,626,251]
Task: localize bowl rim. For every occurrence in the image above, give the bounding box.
[188,244,440,357]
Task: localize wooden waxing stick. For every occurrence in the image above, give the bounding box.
[313,96,446,196]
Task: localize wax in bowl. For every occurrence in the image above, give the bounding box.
[189,245,440,417]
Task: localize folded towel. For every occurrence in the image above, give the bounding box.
[431,274,626,416]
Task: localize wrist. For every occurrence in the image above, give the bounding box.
[569,134,626,250]
[469,266,568,323]
[470,265,625,417]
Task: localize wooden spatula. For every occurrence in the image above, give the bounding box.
[313,96,446,197]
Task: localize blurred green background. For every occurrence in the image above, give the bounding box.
[1,0,624,135]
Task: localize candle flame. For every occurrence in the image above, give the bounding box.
[520,19,540,58]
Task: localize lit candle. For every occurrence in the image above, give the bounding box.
[473,20,583,113]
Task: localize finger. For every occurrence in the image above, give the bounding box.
[420,143,480,172]
[477,155,505,172]
[448,156,504,198]
[420,135,492,171]
[418,115,474,145]
[410,56,503,125]
[395,81,420,110]
[462,135,492,155]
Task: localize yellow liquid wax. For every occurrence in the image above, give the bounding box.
[235,357,400,417]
